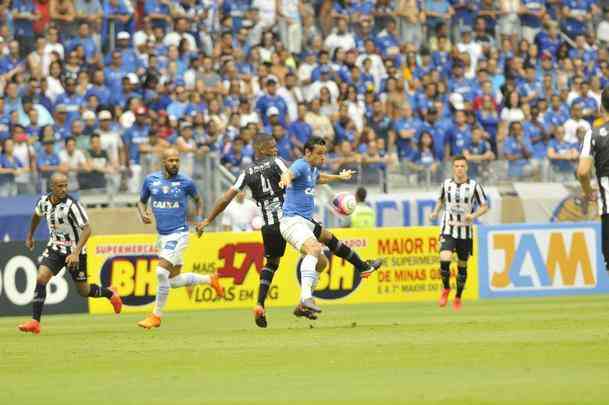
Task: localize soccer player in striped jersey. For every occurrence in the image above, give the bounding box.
[202,134,381,327]
[429,156,489,310]
[136,148,225,330]
[17,173,123,334]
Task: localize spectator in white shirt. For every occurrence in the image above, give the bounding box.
[324,16,356,55]
[222,191,260,231]
[563,103,591,145]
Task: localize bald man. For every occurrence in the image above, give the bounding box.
[136,148,224,329]
[18,173,123,334]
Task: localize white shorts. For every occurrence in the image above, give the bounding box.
[280,216,318,252]
[158,231,189,266]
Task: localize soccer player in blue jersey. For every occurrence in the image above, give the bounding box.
[279,136,381,315]
[136,148,224,329]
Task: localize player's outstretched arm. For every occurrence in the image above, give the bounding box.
[318,169,356,184]
[25,213,41,251]
[202,188,239,228]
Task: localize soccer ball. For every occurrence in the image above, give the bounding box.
[331,192,357,216]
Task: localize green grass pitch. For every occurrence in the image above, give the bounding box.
[1,296,609,404]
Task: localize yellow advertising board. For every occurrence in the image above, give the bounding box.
[87,227,478,314]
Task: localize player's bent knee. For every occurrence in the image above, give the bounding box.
[458,260,468,268]
[37,266,53,284]
[302,239,322,257]
[439,251,453,262]
[75,283,90,297]
[318,229,332,243]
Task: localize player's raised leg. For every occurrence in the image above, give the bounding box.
[17,266,53,334]
[318,228,382,277]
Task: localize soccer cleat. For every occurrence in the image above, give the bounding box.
[301,297,322,313]
[253,305,268,328]
[360,259,382,278]
[108,286,123,314]
[17,319,40,335]
[137,314,161,329]
[453,297,462,311]
[210,273,225,298]
[293,304,318,320]
[439,288,450,307]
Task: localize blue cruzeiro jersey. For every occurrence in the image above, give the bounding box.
[140,171,198,235]
[282,159,320,220]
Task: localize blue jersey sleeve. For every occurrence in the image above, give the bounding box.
[185,178,198,198]
[140,176,151,203]
[290,159,307,180]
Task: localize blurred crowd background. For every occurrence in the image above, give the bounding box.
[1,0,609,199]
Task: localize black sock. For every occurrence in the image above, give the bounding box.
[456,267,467,298]
[32,283,47,322]
[88,284,113,299]
[440,261,451,290]
[257,267,276,307]
[326,235,367,271]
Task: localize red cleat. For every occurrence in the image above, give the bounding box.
[439,288,450,307]
[109,286,123,314]
[453,297,462,311]
[18,319,40,334]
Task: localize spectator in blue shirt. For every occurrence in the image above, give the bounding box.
[562,0,598,39]
[445,109,472,158]
[423,0,453,36]
[256,78,288,127]
[503,121,537,179]
[143,0,172,30]
[104,50,129,95]
[66,22,99,63]
[547,126,578,179]
[102,0,134,48]
[464,126,494,179]
[36,131,61,190]
[288,103,313,152]
[0,138,24,197]
[54,78,84,128]
[11,0,36,56]
[520,0,546,43]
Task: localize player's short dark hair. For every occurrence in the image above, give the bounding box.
[304,136,326,153]
[602,86,609,112]
[253,132,274,147]
[453,155,467,164]
[356,187,367,203]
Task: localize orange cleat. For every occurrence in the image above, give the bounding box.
[18,319,40,335]
[137,314,161,329]
[108,286,123,314]
[210,273,225,298]
[439,288,450,307]
[453,297,462,311]
[253,305,267,328]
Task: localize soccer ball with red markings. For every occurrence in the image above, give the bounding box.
[331,192,357,216]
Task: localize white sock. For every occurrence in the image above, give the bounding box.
[300,255,318,301]
[169,273,211,288]
[153,267,171,317]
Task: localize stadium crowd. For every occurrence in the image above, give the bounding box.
[1,0,609,197]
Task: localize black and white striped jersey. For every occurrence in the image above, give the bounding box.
[580,124,609,215]
[438,178,488,239]
[34,194,89,254]
[232,157,289,226]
